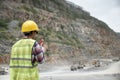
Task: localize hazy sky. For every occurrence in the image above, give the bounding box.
[67,0,120,32]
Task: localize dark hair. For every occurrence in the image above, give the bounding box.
[23,31,38,36]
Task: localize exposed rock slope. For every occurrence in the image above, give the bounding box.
[0,0,120,64]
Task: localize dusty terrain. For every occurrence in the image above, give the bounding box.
[0,59,120,80]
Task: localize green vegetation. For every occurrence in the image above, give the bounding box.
[98,21,110,30]
[90,18,110,30]
[38,26,83,49]
[63,7,90,20]
[51,0,64,7]
[30,0,92,20]
[54,31,83,48]
[45,50,51,57]
[32,0,40,6]
[22,5,37,13]
[0,19,9,39]
[38,27,52,42]
[0,19,8,29]
[50,0,91,20]
[0,32,7,39]
[0,30,14,40]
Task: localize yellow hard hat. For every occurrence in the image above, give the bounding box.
[21,20,39,32]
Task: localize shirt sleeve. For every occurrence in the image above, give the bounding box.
[32,41,44,64]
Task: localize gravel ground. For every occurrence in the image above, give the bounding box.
[0,60,120,80]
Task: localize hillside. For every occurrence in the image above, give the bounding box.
[0,0,120,64]
[117,33,120,39]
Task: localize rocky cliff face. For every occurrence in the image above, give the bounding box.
[0,0,120,64]
[117,33,120,39]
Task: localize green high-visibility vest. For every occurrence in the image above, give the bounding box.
[10,39,39,80]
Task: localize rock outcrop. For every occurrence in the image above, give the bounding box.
[0,0,120,64]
